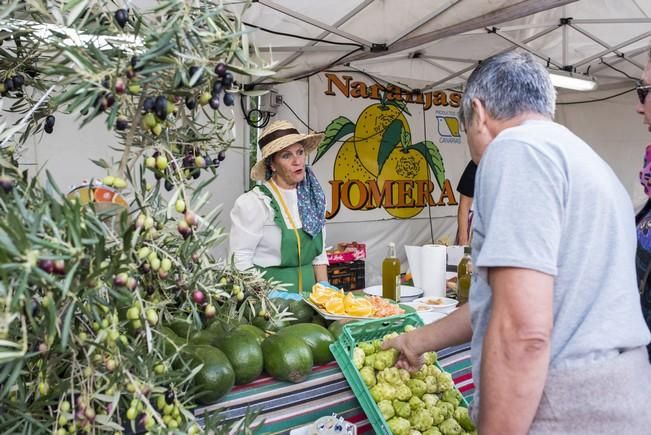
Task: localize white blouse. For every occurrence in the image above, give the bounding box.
[229,182,328,271]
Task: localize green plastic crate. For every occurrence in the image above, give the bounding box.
[330,313,469,435]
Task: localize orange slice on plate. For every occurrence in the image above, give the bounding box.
[325,297,345,315]
[346,299,374,317]
[309,291,331,306]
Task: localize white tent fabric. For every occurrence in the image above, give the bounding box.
[240,0,650,91]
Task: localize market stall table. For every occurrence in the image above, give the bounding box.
[194,343,474,434]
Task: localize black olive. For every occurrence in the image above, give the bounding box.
[155,96,168,116]
[44,115,55,129]
[222,72,233,87]
[115,9,128,28]
[4,78,14,92]
[214,62,227,77]
[116,118,129,131]
[209,96,220,110]
[143,97,155,112]
[223,92,235,107]
[185,95,197,110]
[12,75,24,88]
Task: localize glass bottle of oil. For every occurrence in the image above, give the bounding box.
[457,246,472,305]
[382,242,401,302]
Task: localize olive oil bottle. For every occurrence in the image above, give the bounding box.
[382,242,401,302]
[457,246,472,305]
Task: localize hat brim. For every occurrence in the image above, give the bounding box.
[250,132,325,181]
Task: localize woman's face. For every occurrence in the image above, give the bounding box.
[271,143,306,188]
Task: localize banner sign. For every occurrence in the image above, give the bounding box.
[308,72,470,223]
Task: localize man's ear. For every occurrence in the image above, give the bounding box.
[471,98,488,130]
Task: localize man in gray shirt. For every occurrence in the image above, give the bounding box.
[385,51,651,434]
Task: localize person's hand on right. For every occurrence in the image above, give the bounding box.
[381,332,424,372]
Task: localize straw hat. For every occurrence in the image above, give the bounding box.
[250,120,324,181]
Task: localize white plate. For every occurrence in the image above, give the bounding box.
[400,301,435,313]
[363,285,423,298]
[446,271,457,280]
[414,296,459,310]
[418,311,447,324]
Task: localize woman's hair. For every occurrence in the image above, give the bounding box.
[264,156,273,180]
[459,51,556,128]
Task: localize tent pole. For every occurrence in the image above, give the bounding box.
[257,0,373,48]
[573,31,651,68]
[423,24,560,90]
[569,24,646,70]
[252,0,375,84]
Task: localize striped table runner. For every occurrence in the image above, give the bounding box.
[194,343,474,434]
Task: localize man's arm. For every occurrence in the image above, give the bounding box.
[457,194,472,245]
[384,304,473,371]
[479,267,553,434]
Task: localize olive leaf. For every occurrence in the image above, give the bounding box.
[312,116,354,164]
[411,141,446,189]
[377,119,403,174]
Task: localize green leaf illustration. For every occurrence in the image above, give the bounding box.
[386,98,411,116]
[412,141,445,189]
[377,119,403,174]
[312,116,354,164]
[400,128,411,150]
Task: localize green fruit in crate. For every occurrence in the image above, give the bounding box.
[277,323,335,365]
[214,331,264,385]
[288,299,315,324]
[235,324,266,345]
[182,345,235,404]
[262,334,313,383]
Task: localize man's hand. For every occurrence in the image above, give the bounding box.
[381,304,473,372]
[381,332,424,372]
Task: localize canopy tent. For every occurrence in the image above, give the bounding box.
[232,0,651,284]
[12,0,651,284]
[239,0,650,90]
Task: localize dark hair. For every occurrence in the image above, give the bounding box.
[264,156,273,180]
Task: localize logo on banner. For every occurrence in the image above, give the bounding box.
[435,111,462,144]
[313,75,460,220]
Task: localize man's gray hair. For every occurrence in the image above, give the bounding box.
[459,51,556,127]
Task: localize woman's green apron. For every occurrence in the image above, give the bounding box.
[255,184,323,293]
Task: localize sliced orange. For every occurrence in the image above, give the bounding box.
[325,297,345,315]
[343,293,356,311]
[346,299,374,317]
[309,291,331,306]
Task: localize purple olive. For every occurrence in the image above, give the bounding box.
[37,259,54,274]
[214,62,227,77]
[0,175,14,193]
[209,96,220,110]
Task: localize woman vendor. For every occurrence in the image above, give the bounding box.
[229,120,328,294]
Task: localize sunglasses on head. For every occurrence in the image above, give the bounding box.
[637,81,651,104]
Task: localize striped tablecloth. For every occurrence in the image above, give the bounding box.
[195,343,474,434]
